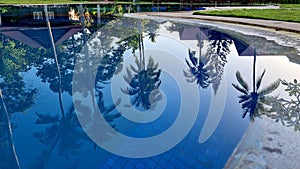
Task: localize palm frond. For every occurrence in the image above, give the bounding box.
[153,62,159,70]
[130,94,140,107]
[238,94,251,103]
[130,65,139,73]
[280,79,289,85]
[185,58,194,70]
[235,71,249,91]
[257,102,266,116]
[188,49,197,66]
[35,112,60,124]
[241,99,252,109]
[250,103,261,121]
[155,69,161,79]
[147,57,154,69]
[134,56,141,71]
[232,83,248,95]
[124,88,140,95]
[242,109,249,118]
[197,78,210,88]
[155,80,162,88]
[256,69,266,91]
[98,98,105,113]
[186,76,197,83]
[126,67,133,80]
[121,88,129,94]
[105,98,121,114]
[123,75,132,84]
[183,70,193,78]
[259,79,280,96]
[151,92,162,102]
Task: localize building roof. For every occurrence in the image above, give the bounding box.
[179,27,255,56]
[0,25,82,49]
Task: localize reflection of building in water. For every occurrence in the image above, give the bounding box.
[1,5,79,27]
[178,26,300,64]
[0,25,81,49]
[178,27,255,56]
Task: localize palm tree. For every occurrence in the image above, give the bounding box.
[122,20,162,110]
[31,7,122,168]
[30,104,86,169]
[232,49,280,120]
[183,28,211,89]
[44,5,65,117]
[122,56,162,110]
[145,21,159,43]
[183,49,210,89]
[31,90,121,169]
[96,91,121,129]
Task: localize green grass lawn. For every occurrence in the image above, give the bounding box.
[0,0,170,4]
[0,0,88,4]
[193,5,300,23]
[280,4,300,8]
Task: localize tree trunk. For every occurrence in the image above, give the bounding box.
[0,89,21,169]
[79,4,98,112]
[253,48,256,92]
[44,5,65,117]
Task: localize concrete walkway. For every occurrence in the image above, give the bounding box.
[225,117,300,169]
[130,9,300,33]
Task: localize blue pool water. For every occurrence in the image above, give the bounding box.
[1,4,300,169]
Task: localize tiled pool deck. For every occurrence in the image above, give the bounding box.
[225,117,300,169]
[129,6,300,33]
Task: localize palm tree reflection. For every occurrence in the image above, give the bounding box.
[31,89,121,169]
[30,7,122,168]
[183,28,233,92]
[145,21,159,43]
[33,105,84,162]
[122,56,162,110]
[183,49,210,89]
[232,50,280,120]
[121,20,162,110]
[0,88,21,169]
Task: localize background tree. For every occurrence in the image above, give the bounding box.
[0,35,38,115]
[264,79,300,131]
[0,7,10,26]
[206,29,233,94]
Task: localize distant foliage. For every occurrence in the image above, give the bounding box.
[264,79,300,131]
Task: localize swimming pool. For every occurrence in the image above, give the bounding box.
[1,4,300,169]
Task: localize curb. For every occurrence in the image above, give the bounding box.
[143,12,300,34]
